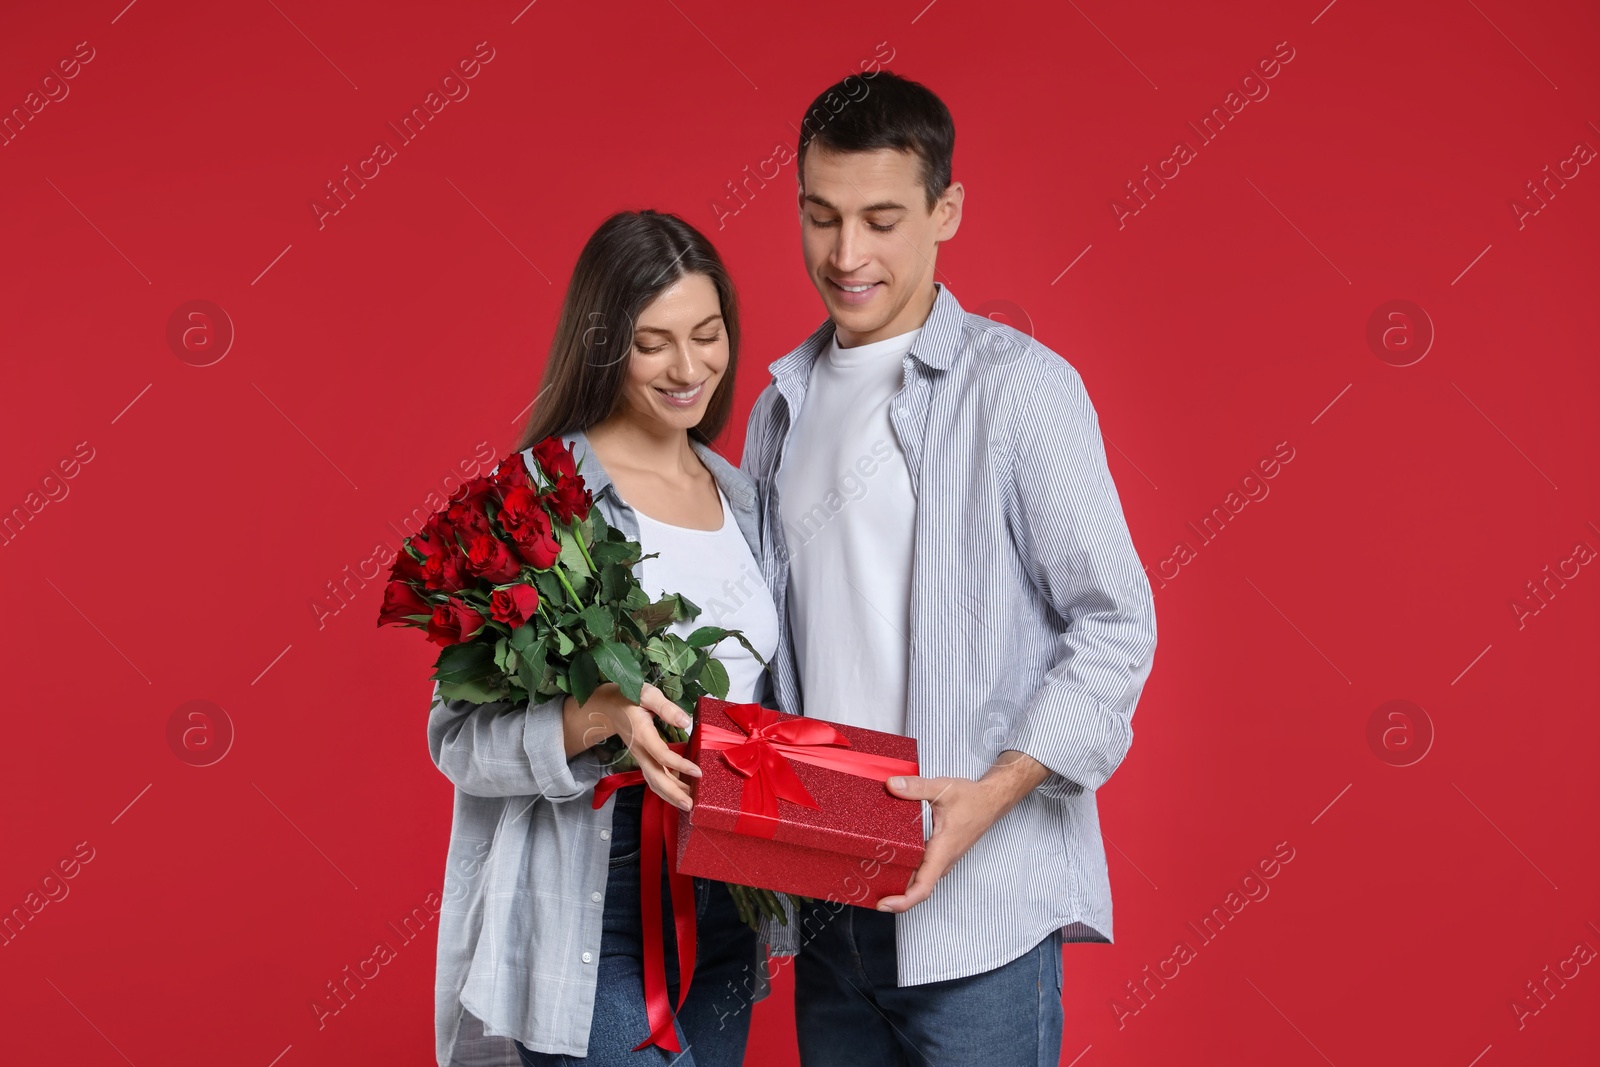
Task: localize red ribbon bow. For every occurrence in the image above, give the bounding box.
[699,703,921,839]
[592,745,697,1054]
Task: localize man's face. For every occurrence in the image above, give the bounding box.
[798,145,962,347]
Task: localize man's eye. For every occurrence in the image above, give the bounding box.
[808,216,839,228]
[868,222,896,233]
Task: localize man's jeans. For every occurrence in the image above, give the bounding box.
[515,785,760,1066]
[794,898,1064,1067]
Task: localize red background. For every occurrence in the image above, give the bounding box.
[2,0,1597,1064]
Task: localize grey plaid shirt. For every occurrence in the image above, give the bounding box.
[740,282,1158,986]
[426,431,780,1065]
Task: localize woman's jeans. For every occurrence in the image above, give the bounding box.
[515,784,761,1066]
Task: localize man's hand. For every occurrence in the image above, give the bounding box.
[874,750,1052,913]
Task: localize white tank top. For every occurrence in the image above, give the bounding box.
[631,485,779,705]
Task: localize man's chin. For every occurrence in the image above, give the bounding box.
[825,297,894,336]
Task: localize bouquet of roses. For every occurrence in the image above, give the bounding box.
[378,437,794,928]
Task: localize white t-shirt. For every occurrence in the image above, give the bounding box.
[632,485,779,706]
[776,326,921,735]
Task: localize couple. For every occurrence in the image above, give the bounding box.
[428,71,1157,1067]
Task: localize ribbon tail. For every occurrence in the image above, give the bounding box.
[734,758,782,839]
[632,791,682,1053]
[663,802,696,1018]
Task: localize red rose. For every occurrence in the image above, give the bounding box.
[449,475,495,509]
[466,534,522,584]
[499,487,561,569]
[388,548,427,585]
[489,584,541,627]
[425,599,485,647]
[488,453,531,496]
[531,437,578,483]
[447,498,492,542]
[414,513,458,558]
[378,581,432,626]
[423,541,472,592]
[546,476,593,524]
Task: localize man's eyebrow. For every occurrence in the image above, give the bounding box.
[635,313,723,336]
[803,193,908,213]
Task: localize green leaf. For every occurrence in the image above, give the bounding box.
[492,637,510,673]
[659,673,684,702]
[622,586,651,612]
[676,593,702,622]
[632,597,677,634]
[617,613,646,643]
[570,650,599,706]
[700,658,730,699]
[600,562,630,603]
[726,628,769,670]
[509,623,538,652]
[433,641,497,683]
[523,635,550,676]
[438,676,512,704]
[589,540,637,567]
[686,626,727,649]
[580,603,616,642]
[644,637,675,669]
[592,641,644,704]
[559,535,592,579]
[555,630,576,657]
[534,570,566,608]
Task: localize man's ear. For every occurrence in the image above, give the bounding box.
[935,180,964,241]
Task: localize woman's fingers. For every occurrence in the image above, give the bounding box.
[624,705,701,778]
[633,718,702,780]
[629,721,699,809]
[639,683,692,730]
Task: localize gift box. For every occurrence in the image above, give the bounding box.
[675,697,925,907]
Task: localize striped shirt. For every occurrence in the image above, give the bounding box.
[427,431,777,1064]
[740,282,1158,985]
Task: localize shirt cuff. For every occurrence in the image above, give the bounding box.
[522,694,604,801]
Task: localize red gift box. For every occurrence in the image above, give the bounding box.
[675,697,925,907]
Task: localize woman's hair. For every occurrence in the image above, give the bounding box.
[512,209,741,452]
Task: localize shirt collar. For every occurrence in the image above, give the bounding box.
[766,281,967,388]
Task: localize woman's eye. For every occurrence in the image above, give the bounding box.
[693,335,720,346]
[636,343,666,354]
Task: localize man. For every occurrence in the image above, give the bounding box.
[739,71,1158,1065]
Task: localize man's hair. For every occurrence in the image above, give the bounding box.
[796,70,954,213]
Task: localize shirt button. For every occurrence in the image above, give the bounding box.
[591,891,602,902]
[599,829,610,840]
[581,951,593,964]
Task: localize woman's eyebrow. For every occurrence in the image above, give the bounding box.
[635,314,724,336]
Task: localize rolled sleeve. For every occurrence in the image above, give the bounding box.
[1004,360,1157,795]
[426,681,604,801]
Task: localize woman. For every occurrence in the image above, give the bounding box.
[427,210,783,1066]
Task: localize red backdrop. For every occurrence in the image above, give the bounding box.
[2,1,1597,1064]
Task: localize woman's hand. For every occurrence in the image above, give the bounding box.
[563,682,702,810]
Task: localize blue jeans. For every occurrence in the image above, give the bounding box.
[516,785,761,1066]
[793,898,1064,1067]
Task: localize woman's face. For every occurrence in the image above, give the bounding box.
[615,272,729,434]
